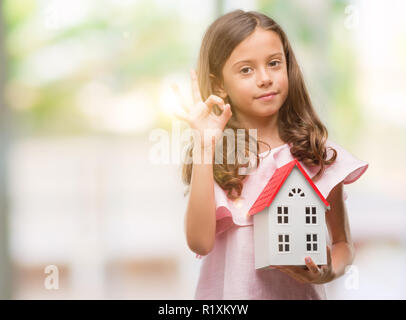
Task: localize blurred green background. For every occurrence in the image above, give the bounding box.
[0,0,405,299]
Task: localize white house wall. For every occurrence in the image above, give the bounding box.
[267,167,328,266]
[253,211,270,269]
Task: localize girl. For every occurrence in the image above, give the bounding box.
[174,10,368,299]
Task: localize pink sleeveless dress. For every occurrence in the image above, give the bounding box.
[193,139,369,300]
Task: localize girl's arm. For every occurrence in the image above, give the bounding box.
[175,69,232,257]
[325,181,355,280]
[184,147,216,256]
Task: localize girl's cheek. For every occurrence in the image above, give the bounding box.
[277,74,289,90]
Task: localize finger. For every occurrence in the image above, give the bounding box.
[190,69,203,104]
[305,257,321,275]
[171,82,189,113]
[204,95,225,114]
[284,266,318,283]
[282,265,309,274]
[219,103,232,124]
[279,268,308,284]
[320,266,329,277]
[326,246,332,266]
[277,266,308,279]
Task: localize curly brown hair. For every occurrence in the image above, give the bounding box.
[181,10,337,200]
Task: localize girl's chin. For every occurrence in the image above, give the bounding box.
[251,106,281,117]
[234,103,281,118]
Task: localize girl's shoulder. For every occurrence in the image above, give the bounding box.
[294,139,369,200]
[321,139,368,184]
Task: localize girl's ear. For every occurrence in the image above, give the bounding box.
[209,73,228,100]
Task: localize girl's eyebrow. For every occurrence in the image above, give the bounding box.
[232,52,283,68]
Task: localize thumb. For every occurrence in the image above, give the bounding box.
[221,103,232,121]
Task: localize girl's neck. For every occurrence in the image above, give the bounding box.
[234,111,285,151]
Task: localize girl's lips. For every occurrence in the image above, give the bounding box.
[256,93,278,101]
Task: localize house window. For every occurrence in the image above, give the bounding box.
[305,206,317,224]
[288,188,305,198]
[277,206,289,224]
[306,233,318,252]
[278,234,290,252]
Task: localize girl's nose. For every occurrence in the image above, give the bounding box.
[256,69,273,87]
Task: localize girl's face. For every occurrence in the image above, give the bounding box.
[219,28,289,121]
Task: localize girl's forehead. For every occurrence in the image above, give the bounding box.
[226,29,284,67]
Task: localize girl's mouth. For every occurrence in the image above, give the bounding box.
[256,93,278,101]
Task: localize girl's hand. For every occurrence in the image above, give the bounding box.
[273,246,336,284]
[171,69,232,151]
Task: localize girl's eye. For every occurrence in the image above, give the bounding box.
[240,61,281,74]
[240,67,251,74]
[269,60,280,67]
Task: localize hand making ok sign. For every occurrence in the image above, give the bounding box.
[171,69,232,151]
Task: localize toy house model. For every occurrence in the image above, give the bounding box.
[248,159,331,270]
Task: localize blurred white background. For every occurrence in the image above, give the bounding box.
[0,0,405,299]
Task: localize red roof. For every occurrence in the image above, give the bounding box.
[248,159,330,216]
